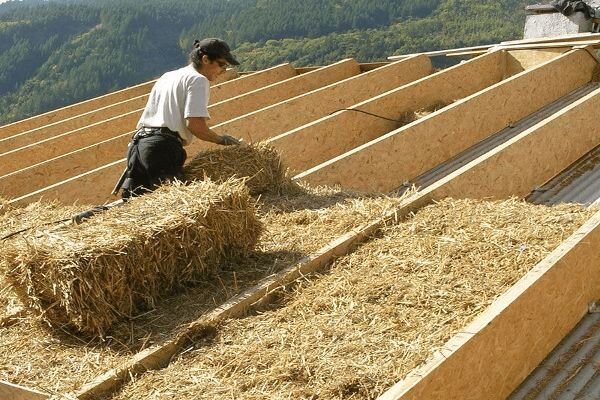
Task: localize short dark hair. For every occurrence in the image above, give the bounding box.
[189,38,239,68]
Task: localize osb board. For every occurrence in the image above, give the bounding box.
[10,161,126,206]
[0,81,155,140]
[0,134,130,200]
[270,51,506,174]
[194,55,432,156]
[209,59,361,122]
[0,67,287,181]
[0,111,140,177]
[506,48,565,75]
[0,69,261,153]
[297,48,597,192]
[380,210,600,400]
[0,95,148,153]
[0,381,48,400]
[210,63,296,103]
[431,86,600,201]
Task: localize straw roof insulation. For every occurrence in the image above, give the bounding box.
[183,141,298,196]
[114,198,594,400]
[0,179,263,336]
[0,184,407,393]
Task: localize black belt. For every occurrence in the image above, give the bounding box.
[136,127,182,142]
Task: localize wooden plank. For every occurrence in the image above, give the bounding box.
[9,56,432,205]
[387,33,600,60]
[450,40,600,58]
[0,381,48,400]
[61,80,600,400]
[208,58,361,124]
[268,51,506,174]
[0,64,291,152]
[296,48,597,192]
[0,81,155,140]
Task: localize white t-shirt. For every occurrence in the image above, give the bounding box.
[137,64,210,146]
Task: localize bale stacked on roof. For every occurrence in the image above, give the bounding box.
[0,179,262,336]
[183,142,298,195]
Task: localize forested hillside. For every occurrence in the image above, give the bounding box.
[0,0,536,124]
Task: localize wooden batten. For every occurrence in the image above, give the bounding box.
[0,80,155,140]
[296,48,597,192]
[0,381,49,400]
[208,59,361,122]
[268,51,506,174]
[8,55,432,205]
[387,33,600,61]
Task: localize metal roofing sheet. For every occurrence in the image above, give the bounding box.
[527,143,600,206]
[404,83,600,192]
[509,312,600,400]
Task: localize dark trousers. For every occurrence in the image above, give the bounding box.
[121,129,187,198]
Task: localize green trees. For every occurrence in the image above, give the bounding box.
[0,0,535,124]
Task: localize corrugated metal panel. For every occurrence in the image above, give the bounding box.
[398,83,600,192]
[509,313,600,400]
[527,143,600,206]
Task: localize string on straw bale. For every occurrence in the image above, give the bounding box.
[183,142,298,195]
[1,179,262,337]
[112,198,594,400]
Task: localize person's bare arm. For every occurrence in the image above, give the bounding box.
[187,116,222,143]
[187,117,241,145]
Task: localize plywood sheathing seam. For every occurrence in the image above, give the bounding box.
[0,81,156,141]
[8,56,431,206]
[379,209,600,400]
[208,59,361,123]
[296,48,597,192]
[0,65,300,188]
[0,381,48,400]
[268,51,506,174]
[0,64,286,153]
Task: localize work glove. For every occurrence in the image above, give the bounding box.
[218,134,241,146]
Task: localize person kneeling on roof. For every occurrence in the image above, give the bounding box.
[116,38,242,199]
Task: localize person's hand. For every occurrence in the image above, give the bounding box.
[218,134,241,146]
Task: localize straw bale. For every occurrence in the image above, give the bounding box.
[113,198,594,400]
[184,142,298,195]
[0,197,11,216]
[1,179,262,336]
[0,185,407,394]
